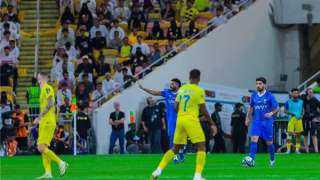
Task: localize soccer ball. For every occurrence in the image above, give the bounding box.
[241,156,255,167]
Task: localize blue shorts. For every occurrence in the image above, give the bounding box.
[249,120,274,141]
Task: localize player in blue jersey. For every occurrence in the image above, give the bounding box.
[139,79,185,163]
[244,77,279,167]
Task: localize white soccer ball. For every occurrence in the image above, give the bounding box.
[242,156,255,167]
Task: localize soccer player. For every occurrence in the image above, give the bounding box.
[151,69,217,180]
[139,78,185,162]
[245,77,279,167]
[285,88,304,154]
[34,72,68,179]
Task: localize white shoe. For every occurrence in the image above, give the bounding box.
[270,160,275,167]
[295,150,301,154]
[36,173,53,179]
[193,173,205,180]
[59,161,69,176]
[286,150,290,154]
[150,169,162,180]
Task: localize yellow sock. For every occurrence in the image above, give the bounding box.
[44,148,62,165]
[42,154,51,174]
[158,150,175,170]
[286,143,291,152]
[195,151,206,174]
[296,143,301,151]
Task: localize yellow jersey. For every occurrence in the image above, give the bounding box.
[40,83,56,125]
[175,83,205,118]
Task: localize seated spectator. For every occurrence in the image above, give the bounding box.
[75,26,92,56]
[91,31,107,51]
[0,31,10,50]
[57,82,72,107]
[120,37,132,58]
[76,82,91,107]
[109,20,125,41]
[167,20,182,40]
[80,0,96,18]
[181,0,199,23]
[76,55,94,76]
[122,67,134,89]
[76,105,91,142]
[128,28,138,45]
[143,0,154,19]
[0,46,18,65]
[60,6,75,24]
[58,71,75,90]
[78,14,93,33]
[54,125,70,154]
[59,0,74,16]
[57,21,75,41]
[56,28,75,48]
[128,5,146,31]
[161,1,176,21]
[94,54,111,77]
[102,73,115,95]
[130,47,149,75]
[125,123,141,154]
[185,20,199,37]
[114,0,131,23]
[1,91,13,114]
[109,31,123,50]
[12,105,29,152]
[92,81,105,101]
[150,43,162,65]
[26,77,40,115]
[59,97,72,115]
[8,39,19,60]
[7,5,19,23]
[0,23,18,41]
[52,54,74,81]
[208,6,227,27]
[0,14,18,36]
[113,66,124,86]
[132,35,150,56]
[108,102,125,154]
[81,73,94,92]
[90,18,108,39]
[65,42,78,61]
[148,21,164,40]
[96,3,114,23]
[194,0,212,12]
[0,62,16,87]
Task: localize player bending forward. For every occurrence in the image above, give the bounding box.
[244,77,279,167]
[151,69,217,180]
[34,72,68,179]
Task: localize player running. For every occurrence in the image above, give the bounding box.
[244,77,279,167]
[34,72,68,179]
[285,88,304,154]
[139,78,185,163]
[151,69,217,180]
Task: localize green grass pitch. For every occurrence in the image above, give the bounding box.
[1,154,320,179]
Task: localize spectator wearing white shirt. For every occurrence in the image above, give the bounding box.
[0,31,10,51]
[109,20,125,41]
[113,66,124,87]
[0,46,18,65]
[57,82,73,107]
[59,0,74,15]
[55,54,75,80]
[102,73,115,95]
[132,35,150,55]
[56,28,75,48]
[0,14,18,35]
[65,42,79,61]
[0,22,19,41]
[114,0,131,23]
[208,6,227,27]
[90,18,108,39]
[8,39,19,60]
[92,82,105,101]
[57,21,75,40]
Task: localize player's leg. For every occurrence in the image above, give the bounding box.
[303,119,310,153]
[294,118,303,153]
[37,144,53,179]
[286,133,293,154]
[109,131,117,154]
[262,121,275,166]
[311,124,318,152]
[286,117,295,153]
[248,121,260,160]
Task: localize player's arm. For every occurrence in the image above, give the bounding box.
[34,95,54,124]
[265,94,280,118]
[284,102,295,117]
[138,83,162,96]
[245,106,253,126]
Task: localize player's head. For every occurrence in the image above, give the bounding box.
[290,88,299,99]
[189,69,201,84]
[170,78,181,91]
[235,103,243,111]
[255,77,267,92]
[37,72,48,86]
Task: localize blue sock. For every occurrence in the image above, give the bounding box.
[268,144,275,161]
[249,142,257,159]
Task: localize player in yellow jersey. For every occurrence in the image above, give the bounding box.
[151,69,217,180]
[34,72,68,179]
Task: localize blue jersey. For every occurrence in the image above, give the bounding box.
[250,90,279,122]
[285,99,303,119]
[161,89,177,146]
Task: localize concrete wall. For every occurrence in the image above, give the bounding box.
[93,0,295,154]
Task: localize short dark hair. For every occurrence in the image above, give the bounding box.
[62,28,69,33]
[235,103,243,109]
[171,78,181,87]
[256,77,267,84]
[291,88,299,93]
[189,69,201,80]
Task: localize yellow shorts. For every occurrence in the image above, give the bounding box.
[173,115,205,145]
[37,124,56,146]
[287,117,303,133]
